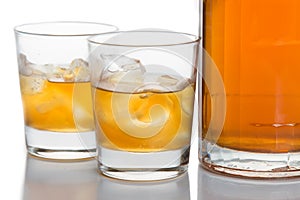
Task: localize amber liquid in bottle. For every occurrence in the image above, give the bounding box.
[203,0,300,153]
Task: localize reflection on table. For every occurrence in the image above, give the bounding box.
[23,156,98,200]
[198,166,300,200]
[97,171,190,200]
[22,156,191,200]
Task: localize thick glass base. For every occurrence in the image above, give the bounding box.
[201,141,300,178]
[26,126,96,160]
[98,146,190,181]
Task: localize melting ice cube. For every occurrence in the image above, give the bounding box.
[46,58,90,82]
[18,54,54,78]
[101,55,145,73]
[157,73,192,92]
[69,58,90,82]
[61,58,90,82]
[20,75,46,94]
[99,55,146,92]
[18,54,32,76]
[46,66,67,82]
[157,75,179,87]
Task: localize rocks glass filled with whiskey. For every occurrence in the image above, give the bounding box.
[88,30,199,180]
[15,22,117,160]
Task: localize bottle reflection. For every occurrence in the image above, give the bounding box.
[198,166,300,200]
[97,172,191,200]
[23,156,97,200]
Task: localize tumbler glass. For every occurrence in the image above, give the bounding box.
[15,22,117,160]
[89,30,199,181]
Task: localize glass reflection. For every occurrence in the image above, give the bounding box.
[23,156,191,200]
[97,172,191,200]
[23,156,97,200]
[198,166,300,200]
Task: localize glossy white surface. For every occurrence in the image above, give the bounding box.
[198,167,300,200]
[15,152,300,200]
[23,157,191,200]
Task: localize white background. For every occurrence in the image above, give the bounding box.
[1,0,200,199]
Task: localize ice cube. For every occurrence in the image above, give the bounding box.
[99,55,146,92]
[180,83,195,115]
[69,58,90,82]
[101,55,145,73]
[70,58,88,69]
[46,59,90,82]
[29,63,54,75]
[18,54,32,76]
[63,68,75,82]
[157,75,179,87]
[157,74,192,92]
[18,54,55,77]
[36,100,57,114]
[20,75,46,94]
[46,66,67,82]
[130,73,181,93]
[105,70,145,92]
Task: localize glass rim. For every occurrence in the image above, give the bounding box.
[88,30,200,47]
[14,21,118,37]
